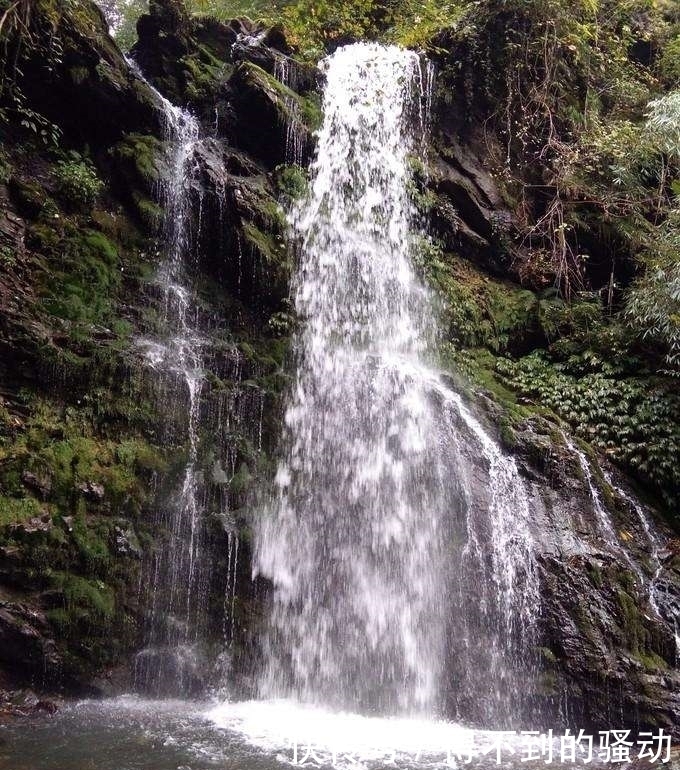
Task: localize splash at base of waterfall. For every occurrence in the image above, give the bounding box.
[0,698,627,770]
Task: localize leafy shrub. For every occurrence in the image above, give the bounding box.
[658,35,680,86]
[644,90,680,159]
[624,213,680,368]
[496,351,680,508]
[54,154,104,209]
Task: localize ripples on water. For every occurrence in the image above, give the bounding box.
[0,698,627,770]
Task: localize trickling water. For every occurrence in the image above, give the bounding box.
[563,433,680,661]
[224,529,240,649]
[130,68,211,696]
[603,473,680,660]
[562,434,644,583]
[254,43,540,723]
[274,57,305,166]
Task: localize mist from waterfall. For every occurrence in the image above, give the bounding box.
[253,42,541,724]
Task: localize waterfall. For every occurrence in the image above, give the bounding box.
[253,43,540,723]
[129,67,212,696]
[603,473,680,660]
[564,435,680,662]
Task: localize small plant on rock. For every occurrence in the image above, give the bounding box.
[54,153,104,210]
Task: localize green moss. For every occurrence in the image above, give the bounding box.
[111,134,165,185]
[239,62,311,132]
[242,221,290,273]
[617,588,645,656]
[275,164,308,201]
[71,515,111,576]
[48,572,115,629]
[0,496,45,527]
[586,561,603,589]
[181,45,231,103]
[421,246,540,353]
[299,93,322,131]
[41,228,121,326]
[132,193,164,228]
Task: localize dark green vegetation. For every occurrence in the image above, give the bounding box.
[417,0,680,515]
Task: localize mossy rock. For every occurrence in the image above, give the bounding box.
[422,247,541,354]
[111,133,167,191]
[229,61,314,168]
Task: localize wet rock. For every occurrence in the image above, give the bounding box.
[190,138,291,308]
[8,689,59,715]
[7,0,161,148]
[112,523,143,559]
[0,604,61,685]
[227,62,315,169]
[10,515,52,536]
[0,688,59,718]
[77,481,105,502]
[429,132,518,274]
[231,29,320,95]
[20,471,51,500]
[133,0,194,103]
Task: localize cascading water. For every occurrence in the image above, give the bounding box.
[131,74,212,695]
[253,43,540,724]
[563,435,680,661]
[603,473,680,660]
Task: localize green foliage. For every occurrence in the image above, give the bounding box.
[187,0,285,22]
[624,213,680,368]
[496,351,680,507]
[645,90,680,159]
[186,0,466,51]
[538,292,604,342]
[658,33,680,83]
[390,0,466,48]
[103,0,149,50]
[53,154,105,210]
[577,119,660,195]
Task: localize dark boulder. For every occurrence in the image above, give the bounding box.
[0,604,61,686]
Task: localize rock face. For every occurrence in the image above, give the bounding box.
[0,0,295,698]
[0,0,678,739]
[10,0,160,145]
[0,604,61,684]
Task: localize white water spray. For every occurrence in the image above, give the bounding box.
[254,43,540,722]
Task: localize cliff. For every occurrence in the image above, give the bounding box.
[0,0,678,735]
